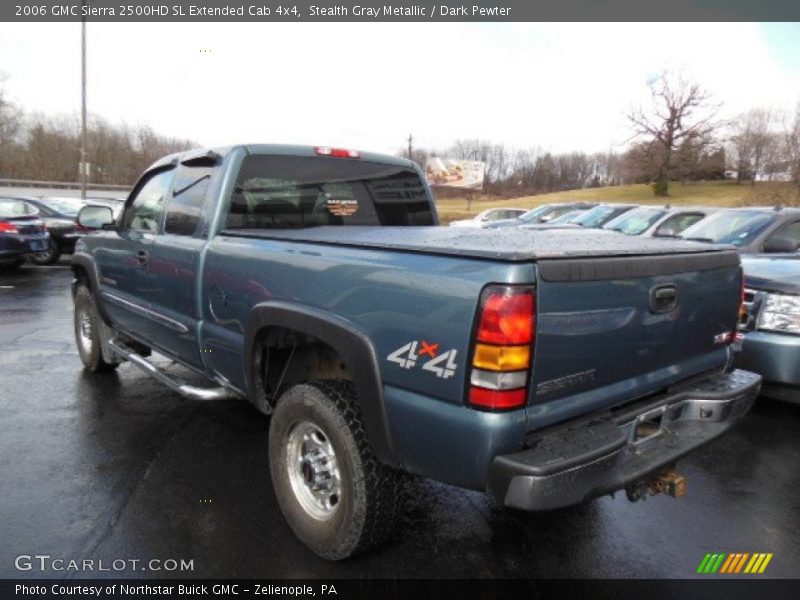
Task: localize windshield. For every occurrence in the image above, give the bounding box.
[517,204,556,223]
[573,205,628,228]
[39,197,85,216]
[0,199,37,219]
[549,210,584,224]
[604,207,666,235]
[680,210,775,246]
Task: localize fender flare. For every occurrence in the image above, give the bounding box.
[70,252,113,326]
[245,301,394,465]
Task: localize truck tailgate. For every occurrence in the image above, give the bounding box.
[529,250,742,429]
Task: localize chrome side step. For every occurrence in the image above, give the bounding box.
[108,338,236,401]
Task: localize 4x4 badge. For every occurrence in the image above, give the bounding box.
[387,341,458,379]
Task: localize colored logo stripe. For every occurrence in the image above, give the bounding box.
[698,552,773,574]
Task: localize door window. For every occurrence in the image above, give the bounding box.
[165,165,213,236]
[765,221,800,248]
[123,169,175,233]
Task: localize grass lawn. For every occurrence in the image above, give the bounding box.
[436,180,800,223]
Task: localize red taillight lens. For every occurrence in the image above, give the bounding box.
[0,221,18,233]
[469,387,527,410]
[468,285,536,411]
[476,287,535,344]
[314,146,360,159]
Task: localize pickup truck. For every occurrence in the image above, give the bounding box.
[71,144,761,560]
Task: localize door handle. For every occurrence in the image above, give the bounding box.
[136,249,149,266]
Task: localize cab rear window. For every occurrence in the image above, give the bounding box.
[224,155,434,229]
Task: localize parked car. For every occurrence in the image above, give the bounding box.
[603,205,717,237]
[737,255,800,403]
[680,206,800,254]
[449,207,527,228]
[19,196,93,265]
[72,144,759,560]
[524,203,638,231]
[0,198,50,271]
[485,202,598,229]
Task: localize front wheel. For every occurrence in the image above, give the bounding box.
[74,283,119,372]
[268,380,404,560]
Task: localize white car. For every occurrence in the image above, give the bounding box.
[449,208,526,228]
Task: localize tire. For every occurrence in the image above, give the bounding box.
[31,240,61,265]
[268,380,404,560]
[74,283,119,372]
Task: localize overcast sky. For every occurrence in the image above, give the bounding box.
[1,22,799,155]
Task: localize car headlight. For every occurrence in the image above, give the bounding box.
[758,293,800,334]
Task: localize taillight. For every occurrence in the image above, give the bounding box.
[0,221,18,233]
[468,285,535,411]
[314,146,360,159]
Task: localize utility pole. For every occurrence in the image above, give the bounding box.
[407,133,413,160]
[80,0,87,201]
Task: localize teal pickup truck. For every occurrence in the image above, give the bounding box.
[71,144,760,559]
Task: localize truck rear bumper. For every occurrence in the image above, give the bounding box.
[488,369,761,510]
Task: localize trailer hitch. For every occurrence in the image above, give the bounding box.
[625,466,686,502]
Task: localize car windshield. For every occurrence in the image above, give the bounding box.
[573,205,625,228]
[548,209,584,224]
[40,197,85,216]
[604,207,666,235]
[0,199,37,218]
[517,204,556,223]
[680,210,776,246]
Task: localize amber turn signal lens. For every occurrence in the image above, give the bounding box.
[473,343,530,371]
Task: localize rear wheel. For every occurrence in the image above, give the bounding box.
[268,380,404,560]
[31,240,61,265]
[74,283,119,372]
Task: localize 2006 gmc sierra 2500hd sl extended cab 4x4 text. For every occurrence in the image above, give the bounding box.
[71,144,761,560]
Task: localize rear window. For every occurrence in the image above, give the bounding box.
[224,155,434,229]
[0,199,37,218]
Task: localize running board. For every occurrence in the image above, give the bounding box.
[108,338,236,401]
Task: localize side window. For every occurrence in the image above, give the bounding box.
[123,168,175,233]
[655,213,704,237]
[766,221,800,247]
[165,165,214,236]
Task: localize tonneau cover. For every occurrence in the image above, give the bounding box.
[222,225,735,262]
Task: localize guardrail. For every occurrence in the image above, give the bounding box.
[0,178,130,191]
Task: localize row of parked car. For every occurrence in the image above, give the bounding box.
[452,201,800,405]
[0,194,123,269]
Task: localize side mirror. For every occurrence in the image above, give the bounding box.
[78,205,115,230]
[762,237,799,253]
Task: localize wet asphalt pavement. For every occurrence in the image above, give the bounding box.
[1,261,799,580]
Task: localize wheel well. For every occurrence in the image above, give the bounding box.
[71,265,90,295]
[254,327,352,413]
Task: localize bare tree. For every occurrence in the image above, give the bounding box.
[0,77,21,176]
[786,103,800,194]
[729,108,781,185]
[627,72,719,196]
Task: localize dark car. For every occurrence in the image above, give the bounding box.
[680,206,800,254]
[0,198,50,271]
[484,201,598,229]
[737,255,800,403]
[19,196,92,265]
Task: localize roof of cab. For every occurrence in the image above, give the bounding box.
[145,144,416,172]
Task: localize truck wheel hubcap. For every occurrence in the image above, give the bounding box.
[286,421,341,520]
[77,306,93,353]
